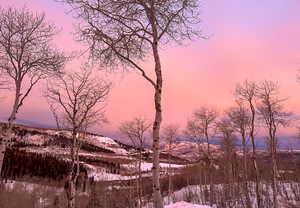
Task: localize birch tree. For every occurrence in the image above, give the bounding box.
[185,106,217,205]
[0,7,66,128]
[226,102,251,208]
[235,80,262,207]
[120,117,151,208]
[185,118,204,156]
[257,80,292,208]
[0,6,67,176]
[56,1,201,206]
[45,69,111,208]
[162,124,179,204]
[216,118,238,199]
[193,107,218,158]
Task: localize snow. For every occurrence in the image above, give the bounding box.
[84,163,153,181]
[26,146,75,157]
[86,135,128,155]
[19,128,129,156]
[12,125,129,156]
[140,162,184,171]
[84,163,131,181]
[3,180,63,195]
[22,134,46,146]
[89,171,132,181]
[165,202,212,208]
[160,182,300,208]
[162,142,220,161]
[93,136,117,145]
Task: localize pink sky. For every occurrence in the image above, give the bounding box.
[1,0,300,138]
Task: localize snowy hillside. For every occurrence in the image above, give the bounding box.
[0,122,187,183]
[165,202,212,208]
[0,122,128,155]
[161,141,221,161]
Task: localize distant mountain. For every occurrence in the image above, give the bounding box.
[0,118,56,129]
[177,135,300,151]
[161,141,221,161]
[160,135,300,162]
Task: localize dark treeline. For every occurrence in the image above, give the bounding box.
[1,148,74,181]
[1,147,122,181]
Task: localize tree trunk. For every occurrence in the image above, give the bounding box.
[168,143,172,204]
[0,143,5,177]
[66,149,77,208]
[249,101,262,208]
[205,128,210,157]
[152,87,163,208]
[208,162,215,205]
[65,129,79,208]
[138,150,142,208]
[205,129,214,205]
[0,84,21,176]
[152,39,164,208]
[271,150,278,208]
[242,132,251,208]
[8,82,21,128]
[270,126,278,208]
[65,177,76,208]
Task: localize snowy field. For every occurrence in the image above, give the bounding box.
[165,201,212,208]
[86,162,185,181]
[3,179,300,208]
[155,182,300,208]
[122,162,185,172]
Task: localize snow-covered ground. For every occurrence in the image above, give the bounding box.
[3,180,63,194]
[85,135,128,155]
[84,163,135,181]
[140,162,184,171]
[162,142,220,161]
[85,161,185,182]
[8,124,129,155]
[165,202,212,208]
[122,162,185,172]
[158,182,300,208]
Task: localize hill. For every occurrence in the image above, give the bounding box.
[0,122,187,185]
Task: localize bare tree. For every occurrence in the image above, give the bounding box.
[226,101,251,208]
[257,80,292,208]
[216,118,237,163]
[184,115,211,202]
[184,119,204,156]
[185,106,217,205]
[162,124,179,204]
[194,107,218,158]
[185,107,217,157]
[0,6,67,176]
[235,80,262,207]
[56,1,201,206]
[45,68,111,208]
[216,118,238,201]
[120,117,152,208]
[0,7,67,127]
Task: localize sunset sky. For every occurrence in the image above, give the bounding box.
[1,0,300,139]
